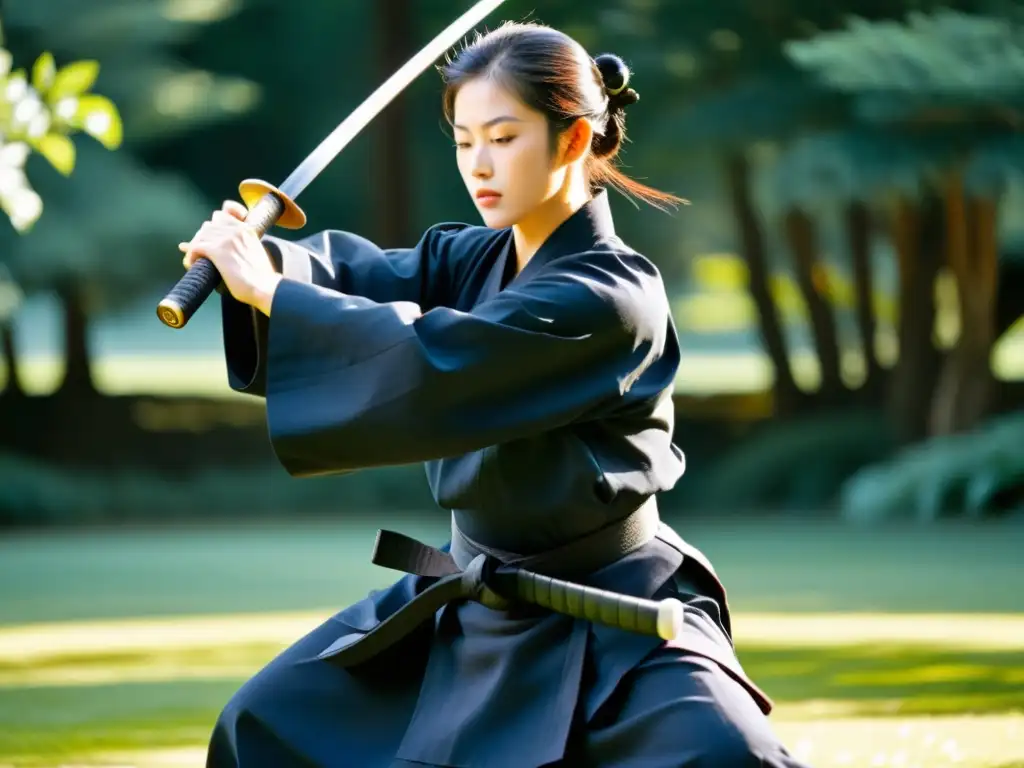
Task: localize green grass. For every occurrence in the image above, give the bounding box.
[0,517,1022,767]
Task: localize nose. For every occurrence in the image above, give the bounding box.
[471,146,493,180]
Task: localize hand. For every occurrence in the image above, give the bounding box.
[179,200,282,316]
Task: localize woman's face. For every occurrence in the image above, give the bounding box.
[452,77,564,229]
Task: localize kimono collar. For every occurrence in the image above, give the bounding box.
[485,189,618,297]
[532,187,617,265]
[501,188,617,283]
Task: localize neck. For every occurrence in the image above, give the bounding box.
[512,169,590,272]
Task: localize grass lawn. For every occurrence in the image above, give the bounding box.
[0,516,1022,767]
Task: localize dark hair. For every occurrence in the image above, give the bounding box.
[438,21,686,210]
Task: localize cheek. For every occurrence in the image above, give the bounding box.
[505,141,552,196]
[455,152,472,184]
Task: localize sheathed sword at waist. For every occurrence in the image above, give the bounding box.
[318,528,684,669]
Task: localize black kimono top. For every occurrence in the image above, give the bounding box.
[221,189,686,556]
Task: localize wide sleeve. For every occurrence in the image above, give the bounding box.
[221,222,473,396]
[261,254,669,477]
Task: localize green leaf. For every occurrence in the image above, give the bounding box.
[74,94,123,149]
[34,132,76,176]
[32,52,56,93]
[49,60,99,101]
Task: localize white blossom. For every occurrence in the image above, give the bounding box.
[0,137,42,231]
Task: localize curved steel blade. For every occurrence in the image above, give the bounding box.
[278,0,507,200]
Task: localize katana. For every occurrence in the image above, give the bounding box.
[318,531,687,669]
[157,0,508,329]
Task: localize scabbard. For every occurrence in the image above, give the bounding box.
[320,527,682,669]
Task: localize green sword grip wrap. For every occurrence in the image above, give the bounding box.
[510,568,685,641]
[156,192,285,330]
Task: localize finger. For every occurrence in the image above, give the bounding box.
[221,200,249,220]
[182,242,211,268]
[182,247,202,269]
[212,210,246,225]
[199,220,247,239]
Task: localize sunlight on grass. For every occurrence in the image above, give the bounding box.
[0,611,325,666]
[731,613,1024,650]
[0,679,229,767]
[772,712,1023,768]
[2,522,1021,766]
[0,612,1022,766]
[4,611,1023,671]
[0,642,283,687]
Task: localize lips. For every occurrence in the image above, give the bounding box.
[475,189,501,207]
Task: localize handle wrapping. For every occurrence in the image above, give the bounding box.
[157,192,285,329]
[498,568,684,641]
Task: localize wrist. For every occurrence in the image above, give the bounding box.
[250,272,283,316]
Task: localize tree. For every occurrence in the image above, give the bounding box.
[0,0,260,397]
[637,0,863,413]
[783,8,1024,436]
[0,15,124,398]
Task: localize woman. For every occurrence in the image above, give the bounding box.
[183,21,810,768]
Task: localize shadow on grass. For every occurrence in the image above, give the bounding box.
[0,679,234,762]
[743,644,1024,716]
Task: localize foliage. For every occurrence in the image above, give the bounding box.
[689,409,898,511]
[785,10,1024,124]
[765,129,955,208]
[2,142,210,304]
[0,1,261,315]
[780,9,1024,200]
[840,409,1024,522]
[0,36,122,234]
[3,0,259,145]
[0,453,437,526]
[660,71,846,150]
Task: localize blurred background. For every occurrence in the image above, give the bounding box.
[0,0,1022,766]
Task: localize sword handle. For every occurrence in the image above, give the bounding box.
[505,568,684,641]
[156,179,306,330]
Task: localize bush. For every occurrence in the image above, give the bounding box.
[687,408,897,512]
[840,410,1024,522]
[0,453,438,526]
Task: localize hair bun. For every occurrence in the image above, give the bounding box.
[594,53,639,108]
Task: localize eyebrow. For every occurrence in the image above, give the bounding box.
[452,115,524,131]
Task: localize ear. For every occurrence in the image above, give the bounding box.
[556,117,593,166]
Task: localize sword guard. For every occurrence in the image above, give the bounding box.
[239,178,307,230]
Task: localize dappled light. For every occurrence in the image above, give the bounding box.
[1,1,1023,766]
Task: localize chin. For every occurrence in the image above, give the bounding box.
[478,208,517,229]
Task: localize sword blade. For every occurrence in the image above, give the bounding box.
[278,0,507,200]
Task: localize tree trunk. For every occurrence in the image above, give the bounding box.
[0,319,24,397]
[374,0,413,248]
[996,257,1024,340]
[784,206,844,403]
[723,152,801,414]
[57,282,95,396]
[846,200,882,395]
[886,195,944,443]
[930,178,999,436]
